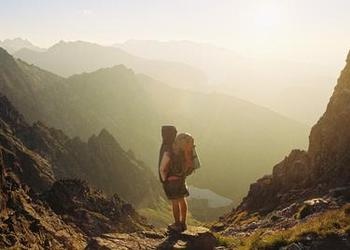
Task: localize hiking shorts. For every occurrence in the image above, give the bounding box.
[162,178,189,200]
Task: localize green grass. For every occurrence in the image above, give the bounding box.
[214,233,241,248]
[216,203,350,250]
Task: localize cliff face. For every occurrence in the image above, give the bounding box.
[235,52,350,214]
[308,51,350,187]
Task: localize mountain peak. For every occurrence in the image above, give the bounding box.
[49,40,102,51]
[86,128,123,152]
[97,128,118,142]
[0,38,44,53]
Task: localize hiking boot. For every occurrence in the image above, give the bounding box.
[167,222,183,232]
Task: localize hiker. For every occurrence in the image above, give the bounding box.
[159,126,199,233]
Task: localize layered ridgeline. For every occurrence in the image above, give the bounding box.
[13,40,207,90]
[115,40,334,125]
[0,95,151,249]
[213,52,350,249]
[0,93,161,208]
[0,47,308,205]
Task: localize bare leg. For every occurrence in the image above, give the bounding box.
[179,197,188,225]
[171,199,181,224]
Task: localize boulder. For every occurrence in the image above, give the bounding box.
[298,198,329,219]
[43,179,150,236]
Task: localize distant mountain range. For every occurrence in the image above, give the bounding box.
[13,40,208,91]
[1,38,336,124]
[115,39,336,124]
[0,47,308,204]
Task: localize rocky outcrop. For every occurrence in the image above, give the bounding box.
[0,111,54,192]
[0,142,151,249]
[308,51,350,188]
[213,50,350,250]
[0,95,157,248]
[239,150,312,213]
[230,51,350,215]
[43,179,150,236]
[0,144,86,249]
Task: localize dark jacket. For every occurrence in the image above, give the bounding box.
[158,125,177,183]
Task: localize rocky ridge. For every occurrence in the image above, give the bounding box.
[0,94,155,248]
[0,91,162,208]
[212,52,350,249]
[236,51,350,214]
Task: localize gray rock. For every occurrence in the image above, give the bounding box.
[280,242,305,250]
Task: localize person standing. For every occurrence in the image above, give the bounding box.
[159,126,195,232]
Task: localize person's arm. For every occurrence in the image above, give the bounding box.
[159,152,171,182]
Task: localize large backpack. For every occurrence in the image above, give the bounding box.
[183,144,201,176]
[173,133,201,177]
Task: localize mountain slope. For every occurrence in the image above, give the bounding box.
[0,48,308,204]
[14,40,207,90]
[0,95,151,248]
[213,51,350,250]
[53,129,163,207]
[0,91,162,208]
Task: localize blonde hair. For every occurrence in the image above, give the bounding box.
[173,133,194,155]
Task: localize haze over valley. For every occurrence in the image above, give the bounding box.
[1,1,350,249]
[2,37,342,125]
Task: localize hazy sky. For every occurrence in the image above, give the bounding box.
[1,0,349,68]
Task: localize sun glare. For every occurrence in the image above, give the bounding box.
[253,4,282,29]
